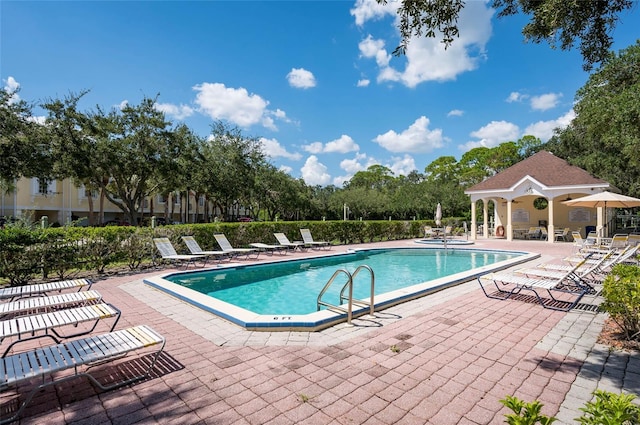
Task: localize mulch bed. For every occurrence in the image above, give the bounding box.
[597,317,640,352]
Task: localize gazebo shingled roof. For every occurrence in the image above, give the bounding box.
[466,151,606,192]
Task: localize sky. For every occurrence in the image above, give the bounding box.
[2,1,640,188]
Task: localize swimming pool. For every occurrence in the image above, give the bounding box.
[144,247,537,331]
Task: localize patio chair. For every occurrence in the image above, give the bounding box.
[538,245,639,284]
[300,228,331,250]
[213,233,259,259]
[0,278,93,302]
[525,227,541,240]
[250,242,288,256]
[627,233,640,246]
[0,325,165,424]
[554,227,570,241]
[273,233,307,251]
[477,259,591,311]
[153,237,207,269]
[424,226,434,238]
[181,236,230,263]
[0,290,102,319]
[539,227,549,241]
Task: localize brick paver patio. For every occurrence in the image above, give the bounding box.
[1,238,637,424]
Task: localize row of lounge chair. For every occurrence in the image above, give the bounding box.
[0,279,165,424]
[154,229,330,269]
[477,243,640,312]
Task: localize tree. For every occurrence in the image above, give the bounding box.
[383,0,635,70]
[43,91,104,225]
[89,96,179,225]
[199,122,266,221]
[546,41,640,196]
[0,89,53,187]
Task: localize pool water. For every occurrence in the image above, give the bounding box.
[165,248,519,315]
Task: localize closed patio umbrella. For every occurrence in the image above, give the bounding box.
[435,203,442,227]
[563,191,640,237]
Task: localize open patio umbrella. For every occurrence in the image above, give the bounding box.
[562,191,640,209]
[435,203,442,227]
[563,191,640,237]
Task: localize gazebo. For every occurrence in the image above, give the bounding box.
[464,151,610,242]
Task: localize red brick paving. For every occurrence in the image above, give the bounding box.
[0,238,600,424]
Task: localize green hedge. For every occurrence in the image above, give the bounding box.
[0,219,466,286]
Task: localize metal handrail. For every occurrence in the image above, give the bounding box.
[317,268,352,312]
[340,265,375,317]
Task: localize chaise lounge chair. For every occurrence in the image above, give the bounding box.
[0,325,165,424]
[181,236,230,263]
[153,237,207,269]
[477,258,592,311]
[273,233,307,251]
[300,228,330,250]
[249,242,288,256]
[0,278,93,302]
[214,233,259,259]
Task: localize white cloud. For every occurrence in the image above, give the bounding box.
[303,135,359,154]
[340,153,370,174]
[387,154,416,176]
[193,82,270,128]
[358,35,391,67]
[117,100,129,110]
[373,116,445,153]
[447,109,464,117]
[287,68,316,89]
[259,137,302,160]
[355,2,493,88]
[506,92,528,103]
[303,142,324,154]
[350,0,396,26]
[3,76,20,104]
[460,120,520,151]
[530,93,562,111]
[524,109,575,141]
[301,155,331,186]
[154,102,194,120]
[279,165,293,174]
[357,79,370,87]
[325,135,359,153]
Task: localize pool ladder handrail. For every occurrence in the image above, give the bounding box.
[317,265,375,326]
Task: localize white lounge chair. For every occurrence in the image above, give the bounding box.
[249,242,288,256]
[181,236,230,263]
[153,237,207,269]
[0,290,103,319]
[0,325,165,424]
[0,278,93,302]
[213,234,259,259]
[477,258,591,311]
[273,233,307,251]
[300,228,330,250]
[0,302,121,357]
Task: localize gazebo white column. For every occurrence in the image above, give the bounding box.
[547,199,555,243]
[470,201,477,240]
[506,200,513,241]
[483,201,489,238]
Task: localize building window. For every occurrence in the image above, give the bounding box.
[158,194,166,204]
[38,179,49,195]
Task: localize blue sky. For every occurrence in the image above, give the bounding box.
[2,1,639,187]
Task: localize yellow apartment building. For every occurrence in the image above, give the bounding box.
[0,177,211,226]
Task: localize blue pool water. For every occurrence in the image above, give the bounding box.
[165,248,520,315]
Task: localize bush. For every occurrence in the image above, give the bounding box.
[500,395,556,425]
[576,390,640,424]
[600,264,640,341]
